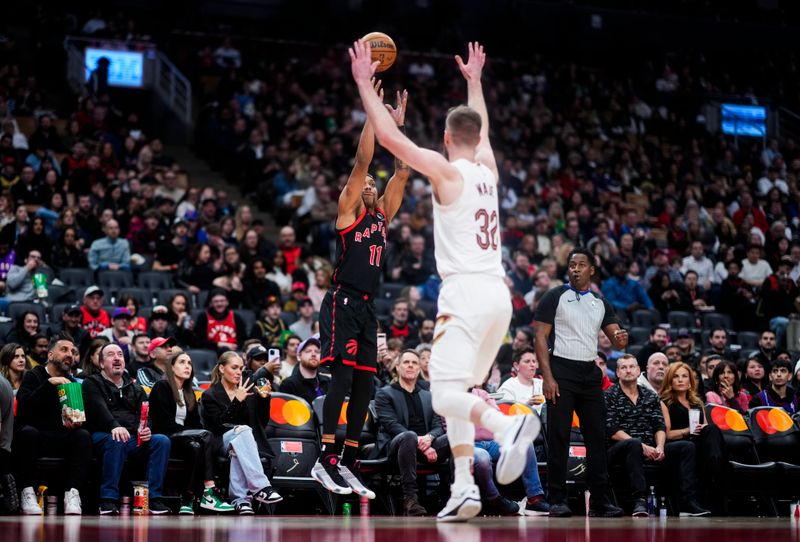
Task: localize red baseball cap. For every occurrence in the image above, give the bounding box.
[148,336,176,354]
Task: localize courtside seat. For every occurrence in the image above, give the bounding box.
[706,404,779,515]
[266,393,334,514]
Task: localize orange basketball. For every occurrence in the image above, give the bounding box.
[361,32,397,73]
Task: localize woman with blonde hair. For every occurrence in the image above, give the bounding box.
[150,351,233,515]
[200,351,281,514]
[234,205,253,243]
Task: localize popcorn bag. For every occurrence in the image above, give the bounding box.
[57,382,86,425]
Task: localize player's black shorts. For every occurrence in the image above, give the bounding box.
[319,284,377,373]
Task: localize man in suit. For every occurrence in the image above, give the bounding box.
[374,349,448,516]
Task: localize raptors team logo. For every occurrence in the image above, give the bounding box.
[346,339,359,357]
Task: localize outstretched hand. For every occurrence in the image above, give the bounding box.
[455,41,486,83]
[349,40,379,84]
[385,89,409,126]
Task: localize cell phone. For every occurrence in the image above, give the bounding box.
[268,348,280,363]
[730,344,742,352]
[377,333,387,349]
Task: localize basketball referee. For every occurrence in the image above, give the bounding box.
[534,247,629,517]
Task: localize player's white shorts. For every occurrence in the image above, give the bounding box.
[428,273,512,386]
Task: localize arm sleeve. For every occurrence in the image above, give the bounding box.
[533,288,559,325]
[601,297,619,328]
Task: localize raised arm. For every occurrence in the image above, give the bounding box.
[349,41,458,191]
[337,79,382,229]
[378,89,411,222]
[455,42,498,182]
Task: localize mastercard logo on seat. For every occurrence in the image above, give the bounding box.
[754,408,794,435]
[709,406,748,432]
[270,397,312,427]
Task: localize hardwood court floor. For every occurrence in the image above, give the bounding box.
[0,515,796,542]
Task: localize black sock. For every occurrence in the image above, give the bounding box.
[340,439,360,467]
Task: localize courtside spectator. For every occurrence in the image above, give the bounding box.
[605,355,708,517]
[497,347,545,415]
[375,349,448,516]
[278,334,301,380]
[15,336,91,515]
[149,351,234,515]
[83,343,171,515]
[638,352,668,394]
[200,351,282,515]
[136,337,176,388]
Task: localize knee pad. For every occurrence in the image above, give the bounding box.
[430,379,481,419]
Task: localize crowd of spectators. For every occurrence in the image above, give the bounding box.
[0,6,799,517]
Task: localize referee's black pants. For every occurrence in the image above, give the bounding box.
[546,356,611,506]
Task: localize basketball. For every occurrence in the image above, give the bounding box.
[360,31,397,72]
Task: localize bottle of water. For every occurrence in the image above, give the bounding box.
[659,497,667,518]
[647,486,657,515]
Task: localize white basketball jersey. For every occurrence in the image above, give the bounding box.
[432,159,504,279]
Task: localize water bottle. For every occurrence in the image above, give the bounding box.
[359,495,369,516]
[647,486,657,516]
[342,502,351,516]
[120,496,131,516]
[659,497,667,518]
[46,495,57,515]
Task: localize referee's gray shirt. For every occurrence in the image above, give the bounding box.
[534,285,618,362]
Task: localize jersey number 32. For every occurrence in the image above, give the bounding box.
[475,209,498,251]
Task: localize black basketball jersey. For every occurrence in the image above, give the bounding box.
[332,207,388,296]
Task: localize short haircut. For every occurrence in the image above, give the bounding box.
[772,359,792,372]
[512,346,536,365]
[709,327,727,337]
[651,326,666,336]
[567,247,595,265]
[445,105,481,147]
[399,349,420,361]
[48,332,74,351]
[617,353,638,366]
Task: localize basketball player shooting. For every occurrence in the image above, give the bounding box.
[311,78,410,498]
[349,40,541,521]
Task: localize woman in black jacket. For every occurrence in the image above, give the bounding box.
[149,351,233,515]
[200,351,281,515]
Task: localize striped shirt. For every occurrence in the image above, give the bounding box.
[534,285,618,361]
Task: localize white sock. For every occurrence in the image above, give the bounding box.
[480,408,513,437]
[453,456,474,488]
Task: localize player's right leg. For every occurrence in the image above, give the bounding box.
[311,356,354,495]
[313,288,356,495]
